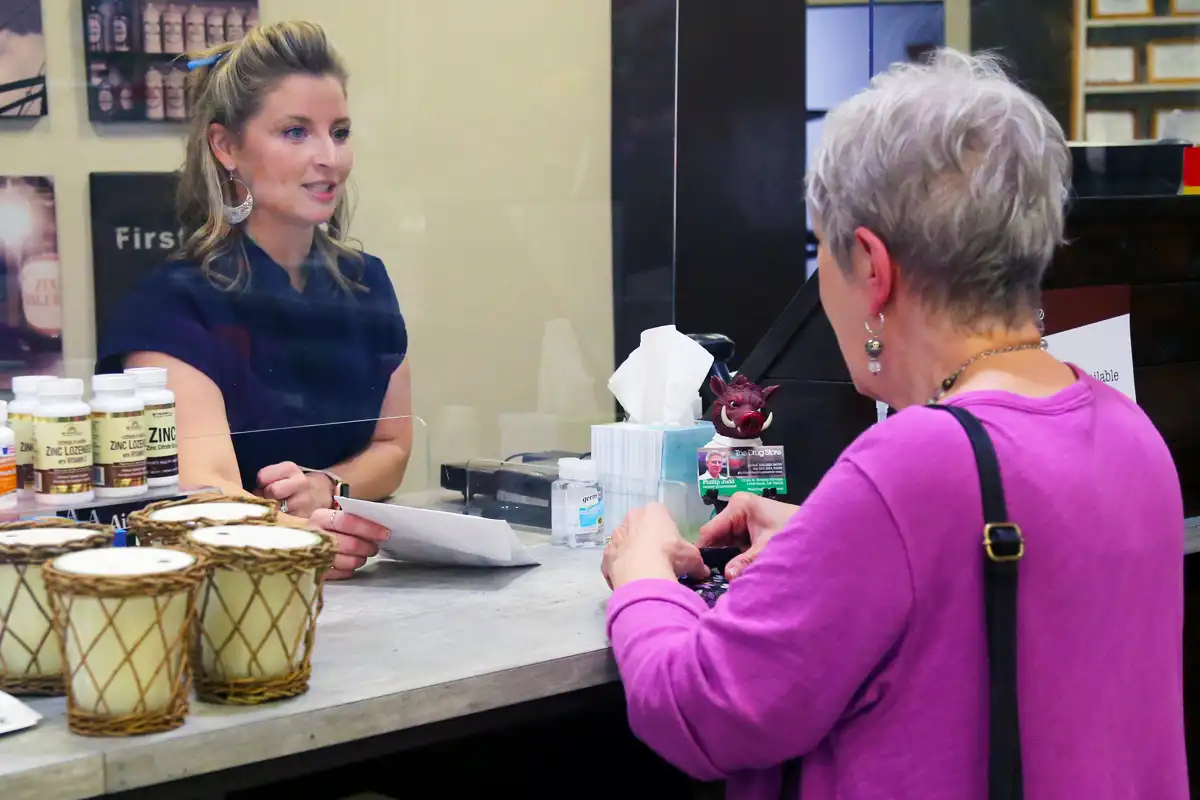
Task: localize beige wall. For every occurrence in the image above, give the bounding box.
[0,0,615,490]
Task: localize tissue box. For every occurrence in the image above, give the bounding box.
[590,421,715,541]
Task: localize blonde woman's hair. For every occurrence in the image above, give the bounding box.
[176,20,362,291]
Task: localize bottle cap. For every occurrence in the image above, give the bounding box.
[576,459,598,483]
[38,378,84,398]
[124,366,169,388]
[0,400,8,423]
[92,373,137,394]
[11,375,54,396]
[557,457,579,480]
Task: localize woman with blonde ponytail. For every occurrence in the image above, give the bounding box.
[97,21,410,579]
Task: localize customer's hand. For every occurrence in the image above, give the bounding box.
[256,461,334,518]
[696,492,798,581]
[309,507,391,580]
[602,503,708,590]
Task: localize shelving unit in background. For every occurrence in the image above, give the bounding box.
[1072,0,1200,142]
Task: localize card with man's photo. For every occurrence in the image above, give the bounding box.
[697,445,787,496]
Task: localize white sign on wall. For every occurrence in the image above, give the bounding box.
[1043,313,1136,401]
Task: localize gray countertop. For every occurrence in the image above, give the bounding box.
[1,526,616,799]
[5,502,1199,800]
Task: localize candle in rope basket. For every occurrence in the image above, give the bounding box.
[127,493,278,547]
[0,520,113,695]
[42,546,207,736]
[185,522,336,705]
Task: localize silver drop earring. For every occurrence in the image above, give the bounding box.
[864,313,884,375]
[223,167,254,225]
[1036,308,1048,349]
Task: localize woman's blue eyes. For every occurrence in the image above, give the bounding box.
[282,127,352,142]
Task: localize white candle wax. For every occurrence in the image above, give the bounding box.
[0,528,98,678]
[52,548,195,716]
[191,525,321,680]
[149,501,271,524]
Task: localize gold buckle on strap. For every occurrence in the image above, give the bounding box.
[983,522,1024,563]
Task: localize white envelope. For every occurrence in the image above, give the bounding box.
[337,498,540,568]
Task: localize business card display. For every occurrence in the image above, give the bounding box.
[697,445,787,496]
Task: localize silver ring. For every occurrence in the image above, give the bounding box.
[280,499,289,514]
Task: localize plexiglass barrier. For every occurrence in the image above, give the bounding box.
[462,457,704,543]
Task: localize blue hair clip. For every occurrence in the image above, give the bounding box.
[187,52,224,70]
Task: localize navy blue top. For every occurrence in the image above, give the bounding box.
[96,237,407,491]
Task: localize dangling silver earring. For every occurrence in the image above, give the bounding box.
[1036,308,1048,349]
[864,313,884,374]
[223,168,253,225]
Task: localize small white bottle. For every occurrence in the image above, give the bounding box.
[0,402,17,510]
[90,374,148,499]
[33,379,94,507]
[124,367,178,487]
[224,6,244,41]
[164,67,186,120]
[550,458,605,548]
[161,4,184,54]
[206,5,226,46]
[143,2,163,53]
[10,375,53,494]
[145,66,164,120]
[184,4,206,51]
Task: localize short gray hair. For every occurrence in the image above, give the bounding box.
[806,48,1071,325]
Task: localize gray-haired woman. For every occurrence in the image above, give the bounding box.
[599,48,1187,799]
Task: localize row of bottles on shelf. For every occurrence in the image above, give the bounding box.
[89,62,187,121]
[86,2,259,55]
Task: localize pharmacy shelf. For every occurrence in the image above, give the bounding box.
[1085,82,1200,94]
[1087,16,1200,28]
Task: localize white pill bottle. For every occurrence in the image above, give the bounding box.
[90,374,148,499]
[33,378,94,506]
[124,367,179,487]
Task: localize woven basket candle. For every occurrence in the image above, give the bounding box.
[128,493,278,547]
[186,523,335,705]
[42,546,206,736]
[0,520,113,695]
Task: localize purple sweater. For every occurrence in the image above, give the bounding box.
[607,374,1187,799]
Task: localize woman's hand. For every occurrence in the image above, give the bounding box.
[308,507,391,580]
[696,492,798,581]
[602,503,708,590]
[256,461,334,518]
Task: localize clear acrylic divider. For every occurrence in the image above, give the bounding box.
[184,414,432,507]
[459,457,704,543]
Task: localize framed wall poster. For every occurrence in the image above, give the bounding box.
[1147,39,1200,83]
[0,0,47,116]
[82,0,259,123]
[1090,0,1153,17]
[1085,110,1138,143]
[1085,46,1138,85]
[0,177,63,390]
[88,172,181,342]
[1170,0,1200,16]
[1154,106,1200,140]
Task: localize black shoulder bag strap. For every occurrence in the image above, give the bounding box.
[931,403,1025,800]
[778,404,1024,799]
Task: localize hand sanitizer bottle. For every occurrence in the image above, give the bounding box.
[551,458,605,548]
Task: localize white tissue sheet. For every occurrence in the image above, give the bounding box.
[607,325,713,426]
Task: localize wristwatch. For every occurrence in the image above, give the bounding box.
[300,467,350,507]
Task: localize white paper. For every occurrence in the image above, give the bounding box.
[0,690,42,736]
[337,498,540,568]
[1086,47,1135,85]
[1044,313,1137,401]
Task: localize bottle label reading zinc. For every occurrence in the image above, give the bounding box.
[92,410,147,488]
[10,411,35,490]
[145,402,178,479]
[33,415,93,495]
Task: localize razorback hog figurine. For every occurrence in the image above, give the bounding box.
[708,374,779,445]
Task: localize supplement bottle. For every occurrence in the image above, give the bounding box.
[550,457,605,548]
[90,374,148,499]
[33,379,94,506]
[125,367,178,487]
[0,402,17,510]
[10,375,54,494]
